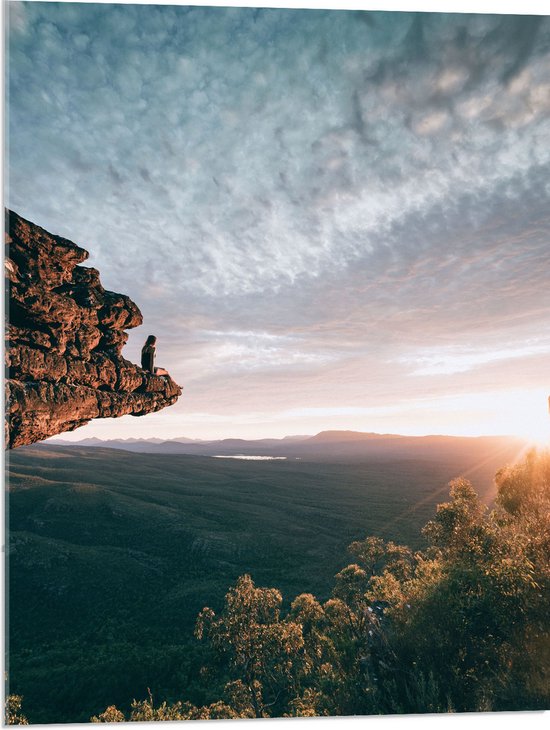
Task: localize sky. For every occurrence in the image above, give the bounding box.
[6,0,550,442]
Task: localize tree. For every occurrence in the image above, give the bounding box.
[90,690,238,722]
[195,574,305,718]
[90,449,550,720]
[362,456,550,712]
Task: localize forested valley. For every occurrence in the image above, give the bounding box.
[6,446,549,723]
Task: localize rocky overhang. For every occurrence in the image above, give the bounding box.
[5,209,182,449]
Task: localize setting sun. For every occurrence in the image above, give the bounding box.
[492,389,550,447]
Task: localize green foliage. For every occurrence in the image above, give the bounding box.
[9,446,455,722]
[9,446,550,721]
[199,448,549,716]
[495,448,550,516]
[90,690,238,722]
[195,574,306,718]
[422,477,487,553]
[366,453,550,712]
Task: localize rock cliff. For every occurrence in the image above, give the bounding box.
[5,210,182,449]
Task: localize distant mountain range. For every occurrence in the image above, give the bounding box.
[48,430,528,463]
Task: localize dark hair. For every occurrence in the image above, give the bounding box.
[144,335,156,346]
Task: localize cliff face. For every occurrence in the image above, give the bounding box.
[5,210,182,449]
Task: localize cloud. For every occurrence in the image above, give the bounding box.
[400,342,550,376]
[9,7,549,291]
[7,4,550,438]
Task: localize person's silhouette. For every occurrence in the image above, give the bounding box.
[141,335,168,376]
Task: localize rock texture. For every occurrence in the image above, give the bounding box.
[5,210,182,449]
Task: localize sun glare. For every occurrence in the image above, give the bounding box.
[498,390,550,447]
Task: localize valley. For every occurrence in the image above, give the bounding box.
[6,434,527,722]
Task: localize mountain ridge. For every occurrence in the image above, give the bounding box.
[48,429,527,462]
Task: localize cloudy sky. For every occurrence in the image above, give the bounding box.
[7,1,550,441]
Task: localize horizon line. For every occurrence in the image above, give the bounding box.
[46,428,532,444]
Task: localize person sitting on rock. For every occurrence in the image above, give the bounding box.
[141,335,169,376]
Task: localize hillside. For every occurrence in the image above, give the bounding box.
[49,430,528,466]
[6,440,525,722]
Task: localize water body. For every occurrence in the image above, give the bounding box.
[212,455,287,460]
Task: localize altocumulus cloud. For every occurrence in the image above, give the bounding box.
[6,3,550,436]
